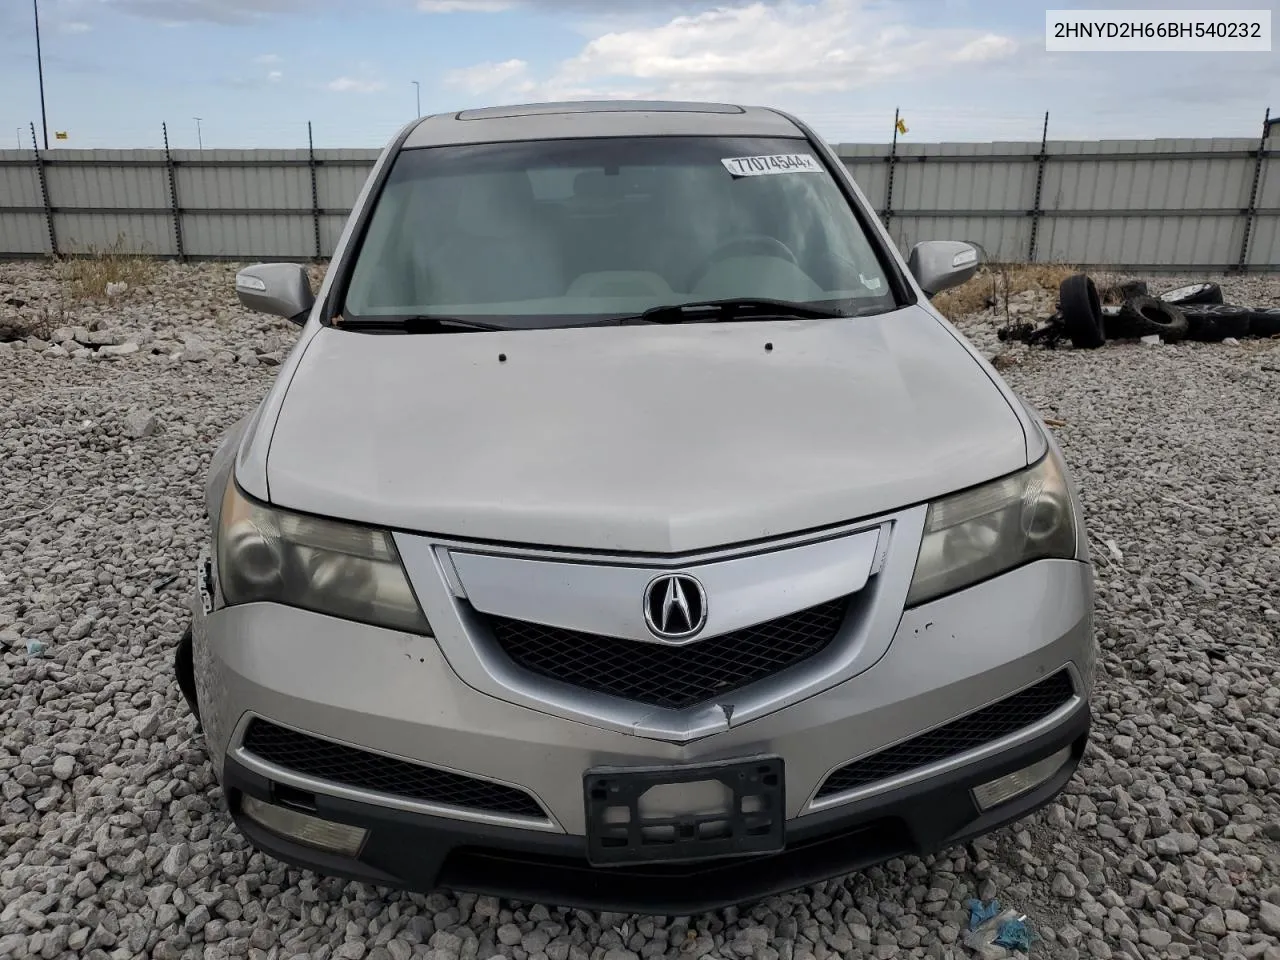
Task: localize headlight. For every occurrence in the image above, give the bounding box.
[216,481,432,634]
[906,451,1077,606]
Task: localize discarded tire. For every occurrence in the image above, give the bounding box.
[1183,304,1251,342]
[1113,296,1189,342]
[1159,282,1223,307]
[1248,306,1280,337]
[1059,274,1105,349]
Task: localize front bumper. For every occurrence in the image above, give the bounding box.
[223,700,1088,914]
[192,556,1095,911]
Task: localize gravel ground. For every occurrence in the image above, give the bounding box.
[1,261,1279,960]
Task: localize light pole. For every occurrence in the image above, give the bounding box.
[412,80,421,118]
[193,117,203,150]
[33,0,49,150]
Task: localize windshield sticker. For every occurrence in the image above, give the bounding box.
[721,154,824,177]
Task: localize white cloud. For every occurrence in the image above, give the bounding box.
[62,21,93,33]
[445,59,530,94]
[328,76,387,93]
[418,0,515,11]
[497,0,1019,102]
[952,34,1017,63]
[254,53,282,65]
[267,70,283,82]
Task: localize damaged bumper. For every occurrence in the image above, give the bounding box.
[195,557,1094,836]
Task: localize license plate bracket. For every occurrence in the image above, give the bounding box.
[584,756,785,866]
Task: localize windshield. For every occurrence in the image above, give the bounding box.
[342,136,897,325]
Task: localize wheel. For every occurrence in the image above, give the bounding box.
[1182,304,1251,342]
[1159,282,1223,307]
[175,624,202,727]
[688,235,799,289]
[1058,274,1105,349]
[1112,296,1189,342]
[1247,306,1280,337]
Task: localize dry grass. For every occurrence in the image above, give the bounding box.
[61,233,158,300]
[0,303,66,343]
[932,263,1078,322]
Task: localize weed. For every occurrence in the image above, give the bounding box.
[0,302,66,343]
[61,233,157,300]
[932,263,1077,322]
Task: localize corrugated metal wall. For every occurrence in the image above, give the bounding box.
[0,139,1274,269]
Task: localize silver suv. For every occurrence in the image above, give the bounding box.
[177,100,1095,914]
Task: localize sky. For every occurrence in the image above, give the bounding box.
[0,0,1276,150]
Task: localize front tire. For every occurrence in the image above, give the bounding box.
[175,624,202,728]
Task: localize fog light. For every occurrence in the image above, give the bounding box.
[240,794,367,857]
[971,746,1072,812]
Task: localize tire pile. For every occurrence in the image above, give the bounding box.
[1001,275,1280,349]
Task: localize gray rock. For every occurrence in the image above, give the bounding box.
[52,755,76,781]
[81,329,124,346]
[1052,872,1077,898]
[1198,907,1228,936]
[123,409,157,438]
[100,342,140,358]
[497,925,523,947]
[185,905,212,935]
[131,711,161,738]
[162,843,190,879]
[1259,902,1280,937]
[1140,928,1172,949]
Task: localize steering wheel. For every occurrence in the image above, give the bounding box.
[688,234,799,290]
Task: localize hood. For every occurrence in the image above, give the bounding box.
[264,307,1028,553]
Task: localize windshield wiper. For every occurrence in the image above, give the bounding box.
[338,314,512,333]
[636,297,846,325]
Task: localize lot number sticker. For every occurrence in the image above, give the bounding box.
[721,154,824,177]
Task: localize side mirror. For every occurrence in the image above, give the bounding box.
[235,263,315,325]
[907,241,980,297]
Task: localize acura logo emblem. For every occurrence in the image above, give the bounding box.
[643,574,707,641]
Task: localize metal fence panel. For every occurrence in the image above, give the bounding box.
[0,153,46,254]
[1038,214,1243,269]
[1042,139,1256,212]
[55,212,175,256]
[315,150,378,212]
[1258,155,1279,209]
[0,212,47,255]
[182,213,314,259]
[174,150,313,212]
[42,150,171,212]
[895,142,1040,213]
[1248,215,1279,268]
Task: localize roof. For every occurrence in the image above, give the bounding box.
[402,100,806,149]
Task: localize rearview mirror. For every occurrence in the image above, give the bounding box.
[907,241,980,297]
[235,263,315,325]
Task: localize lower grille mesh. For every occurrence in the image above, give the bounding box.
[487,597,850,710]
[816,670,1076,798]
[241,720,545,818]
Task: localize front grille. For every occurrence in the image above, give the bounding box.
[816,670,1076,798]
[487,597,849,710]
[241,720,545,819]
